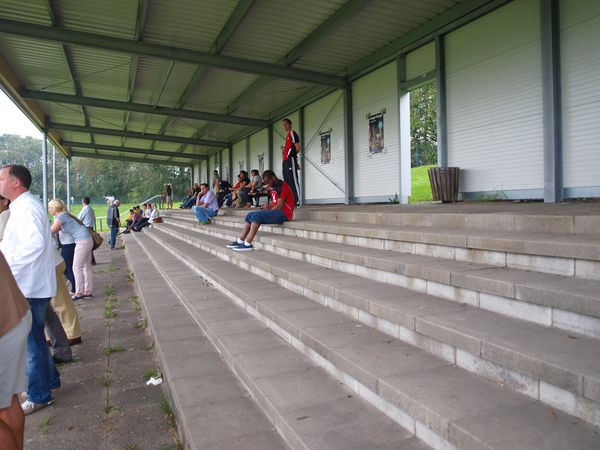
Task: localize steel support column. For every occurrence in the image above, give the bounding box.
[397,55,411,204]
[541,0,563,203]
[245,137,250,172]
[268,124,274,172]
[228,146,233,182]
[435,35,448,168]
[218,150,223,178]
[343,83,354,205]
[42,129,48,208]
[299,107,305,206]
[52,145,56,199]
[66,157,71,211]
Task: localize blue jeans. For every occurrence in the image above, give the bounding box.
[192,206,217,223]
[245,210,288,225]
[61,243,76,293]
[182,196,196,209]
[109,226,118,248]
[27,298,61,404]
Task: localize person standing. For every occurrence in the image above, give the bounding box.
[107,199,120,249]
[0,251,31,449]
[0,164,60,416]
[192,183,219,224]
[78,197,96,265]
[281,118,301,207]
[164,183,173,209]
[49,199,93,300]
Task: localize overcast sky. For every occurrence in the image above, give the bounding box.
[0,89,42,139]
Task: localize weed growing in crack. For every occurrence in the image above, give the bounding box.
[142,368,161,381]
[38,412,52,434]
[104,345,125,355]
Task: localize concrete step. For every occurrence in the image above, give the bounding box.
[123,237,287,450]
[163,217,600,339]
[148,224,600,430]
[125,233,423,450]
[167,209,600,280]
[208,204,600,236]
[137,226,600,449]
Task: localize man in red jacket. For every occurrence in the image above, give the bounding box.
[226,170,295,251]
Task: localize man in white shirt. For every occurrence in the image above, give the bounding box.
[78,196,96,264]
[0,165,60,416]
[148,203,160,224]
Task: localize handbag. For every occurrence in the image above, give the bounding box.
[68,213,104,250]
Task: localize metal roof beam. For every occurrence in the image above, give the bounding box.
[70,150,191,166]
[22,89,270,128]
[63,140,207,160]
[188,0,368,151]
[0,18,345,87]
[150,0,257,149]
[49,122,229,147]
[225,0,369,115]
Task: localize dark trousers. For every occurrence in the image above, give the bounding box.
[87,226,96,264]
[283,158,301,206]
[45,305,72,362]
[61,243,76,293]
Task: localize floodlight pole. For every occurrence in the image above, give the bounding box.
[42,129,48,209]
[66,157,71,212]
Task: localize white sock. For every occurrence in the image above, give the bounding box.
[237,238,244,244]
[244,241,252,246]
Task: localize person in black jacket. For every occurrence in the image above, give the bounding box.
[106,200,120,249]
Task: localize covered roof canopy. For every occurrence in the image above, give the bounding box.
[0,0,490,166]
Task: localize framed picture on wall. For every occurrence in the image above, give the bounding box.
[367,110,385,154]
[238,160,245,172]
[320,129,332,164]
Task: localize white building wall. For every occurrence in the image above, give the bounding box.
[221,147,231,183]
[209,154,218,185]
[249,129,268,173]
[232,140,246,173]
[352,62,400,201]
[446,0,544,197]
[199,160,207,183]
[272,111,300,179]
[192,162,201,184]
[561,0,600,196]
[406,41,435,80]
[303,90,346,202]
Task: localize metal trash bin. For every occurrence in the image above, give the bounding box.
[428,167,460,203]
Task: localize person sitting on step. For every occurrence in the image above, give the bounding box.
[226,170,295,251]
[246,169,264,208]
[192,183,219,224]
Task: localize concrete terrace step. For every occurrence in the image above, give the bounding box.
[148,223,600,431]
[123,237,287,450]
[137,226,600,449]
[214,204,600,236]
[168,209,600,280]
[126,233,423,450]
[164,217,600,339]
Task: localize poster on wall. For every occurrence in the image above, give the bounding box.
[258,153,265,174]
[320,129,332,165]
[238,160,245,172]
[367,109,386,155]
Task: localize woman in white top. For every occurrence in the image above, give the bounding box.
[49,199,94,301]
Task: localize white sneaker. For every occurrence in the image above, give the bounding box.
[21,399,54,416]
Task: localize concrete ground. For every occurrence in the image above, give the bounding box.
[23,236,180,450]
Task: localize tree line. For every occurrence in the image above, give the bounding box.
[0,134,191,203]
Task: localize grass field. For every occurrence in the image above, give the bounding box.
[410,164,435,203]
[68,203,137,231]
